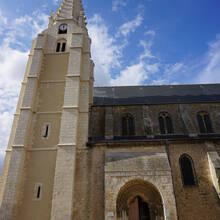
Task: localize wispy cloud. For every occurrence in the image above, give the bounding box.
[112,0,128,12]
[88,14,122,86]
[145,30,156,37]
[53,0,59,5]
[88,12,157,87]
[139,40,155,60]
[0,11,8,36]
[117,14,143,37]
[152,62,186,85]
[197,34,220,83]
[111,30,159,86]
[111,62,148,85]
[151,34,220,85]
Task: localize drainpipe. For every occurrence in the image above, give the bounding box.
[165,139,180,220]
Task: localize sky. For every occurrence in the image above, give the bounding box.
[0,0,220,172]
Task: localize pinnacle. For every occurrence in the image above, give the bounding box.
[55,0,85,22]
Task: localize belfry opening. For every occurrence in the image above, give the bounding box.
[116,179,164,220]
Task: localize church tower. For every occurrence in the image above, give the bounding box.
[0,0,94,219]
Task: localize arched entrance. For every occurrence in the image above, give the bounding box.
[116,179,164,220]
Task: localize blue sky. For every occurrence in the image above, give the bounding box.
[0,0,220,172]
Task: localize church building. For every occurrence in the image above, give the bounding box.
[0,0,220,219]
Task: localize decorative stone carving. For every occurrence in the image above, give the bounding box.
[142,106,153,135]
[215,112,220,129]
[178,104,196,133]
[207,151,220,198]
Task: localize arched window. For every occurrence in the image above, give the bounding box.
[122,114,135,136]
[158,112,173,134]
[179,154,197,186]
[56,39,66,53]
[197,111,213,133]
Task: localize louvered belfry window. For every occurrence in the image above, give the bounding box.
[122,114,135,136]
[158,112,174,134]
[197,111,213,133]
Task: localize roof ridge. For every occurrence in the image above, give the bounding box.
[94,83,220,89]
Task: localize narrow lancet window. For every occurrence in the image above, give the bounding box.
[34,183,42,200]
[42,123,50,139]
[61,42,66,52]
[158,112,173,134]
[56,42,61,52]
[179,154,197,186]
[37,186,41,199]
[197,111,213,133]
[122,114,135,136]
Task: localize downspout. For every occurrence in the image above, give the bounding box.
[165,139,180,220]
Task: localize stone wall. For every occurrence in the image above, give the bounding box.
[87,140,220,220]
[168,142,220,220]
[89,103,220,138]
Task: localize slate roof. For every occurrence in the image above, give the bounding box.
[93,84,220,106]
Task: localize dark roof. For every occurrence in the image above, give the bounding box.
[93,84,220,106]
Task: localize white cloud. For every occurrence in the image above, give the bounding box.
[88,14,122,86]
[139,40,155,60]
[111,61,159,86]
[111,35,159,86]
[145,30,156,37]
[197,34,220,83]
[53,0,59,5]
[152,34,220,85]
[0,10,8,36]
[117,14,143,37]
[87,14,155,87]
[112,0,128,12]
[151,63,186,85]
[111,62,148,86]
[164,63,186,76]
[87,14,156,87]
[151,78,168,85]
[0,10,48,50]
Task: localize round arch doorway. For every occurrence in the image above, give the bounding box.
[116,179,164,220]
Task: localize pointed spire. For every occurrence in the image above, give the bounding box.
[55,0,85,25]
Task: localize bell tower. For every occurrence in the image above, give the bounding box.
[0,0,94,219]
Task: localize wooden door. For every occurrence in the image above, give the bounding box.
[128,197,139,220]
[138,197,150,220]
[128,197,150,220]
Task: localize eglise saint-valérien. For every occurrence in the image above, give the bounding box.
[0,0,220,219]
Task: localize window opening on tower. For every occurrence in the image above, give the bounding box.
[42,123,51,139]
[56,40,67,53]
[33,183,43,200]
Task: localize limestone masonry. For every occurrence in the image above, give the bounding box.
[0,0,220,219]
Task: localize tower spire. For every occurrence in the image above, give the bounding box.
[55,0,85,24]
